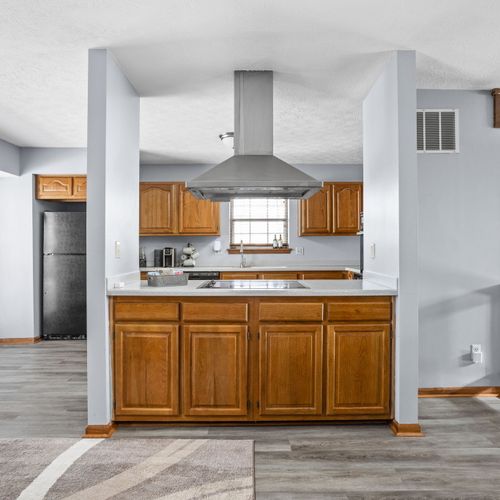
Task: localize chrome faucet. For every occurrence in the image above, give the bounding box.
[239,240,247,268]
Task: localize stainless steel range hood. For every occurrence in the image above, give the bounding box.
[187,71,322,201]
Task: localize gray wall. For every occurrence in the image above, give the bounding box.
[363,51,419,424]
[87,49,140,425]
[140,163,363,268]
[0,148,86,339]
[0,138,20,176]
[418,90,500,387]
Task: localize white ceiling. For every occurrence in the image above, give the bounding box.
[1,0,500,164]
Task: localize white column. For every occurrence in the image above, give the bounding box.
[363,50,419,424]
[86,48,139,425]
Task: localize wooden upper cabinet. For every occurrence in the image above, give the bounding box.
[178,184,220,235]
[299,184,332,235]
[36,176,73,200]
[114,323,179,417]
[299,182,362,236]
[72,176,87,200]
[332,183,362,234]
[258,324,323,416]
[183,324,248,416]
[36,175,87,201]
[140,183,178,235]
[326,323,390,416]
[139,182,220,236]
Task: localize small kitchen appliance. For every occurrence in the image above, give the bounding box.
[153,247,176,267]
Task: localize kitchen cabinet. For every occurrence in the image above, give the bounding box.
[114,323,179,417]
[140,183,178,235]
[183,324,248,416]
[326,323,390,416]
[178,184,220,234]
[300,185,332,235]
[299,182,362,236]
[332,183,363,234]
[299,271,347,280]
[258,324,323,416]
[36,175,87,201]
[140,182,220,236]
[110,296,393,423]
[219,270,347,280]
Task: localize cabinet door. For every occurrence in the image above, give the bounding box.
[259,324,323,416]
[299,184,332,235]
[326,324,390,416]
[140,183,177,235]
[183,324,248,416]
[36,176,73,200]
[332,183,362,234]
[178,184,220,235]
[72,176,87,200]
[114,323,179,417]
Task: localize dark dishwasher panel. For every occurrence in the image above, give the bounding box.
[186,271,220,280]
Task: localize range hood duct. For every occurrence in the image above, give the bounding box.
[187,71,322,201]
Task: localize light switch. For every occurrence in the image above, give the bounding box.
[370,243,376,259]
[115,241,121,259]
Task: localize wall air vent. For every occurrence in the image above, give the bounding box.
[417,109,459,153]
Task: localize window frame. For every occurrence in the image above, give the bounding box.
[229,197,290,252]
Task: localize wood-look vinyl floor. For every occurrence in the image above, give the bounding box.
[2,341,500,499]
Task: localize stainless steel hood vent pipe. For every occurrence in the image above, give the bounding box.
[186,71,322,201]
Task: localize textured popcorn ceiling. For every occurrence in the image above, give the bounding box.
[1,0,499,164]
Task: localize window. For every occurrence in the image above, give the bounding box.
[417,109,459,153]
[230,198,288,248]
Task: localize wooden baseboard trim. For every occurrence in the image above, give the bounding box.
[83,423,116,438]
[419,387,500,398]
[0,337,41,345]
[390,420,424,437]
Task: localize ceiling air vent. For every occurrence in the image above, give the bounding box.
[417,109,459,153]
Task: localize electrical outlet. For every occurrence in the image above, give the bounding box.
[471,344,481,354]
[295,247,304,256]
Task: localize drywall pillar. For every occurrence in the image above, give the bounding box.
[363,51,419,426]
[86,49,139,427]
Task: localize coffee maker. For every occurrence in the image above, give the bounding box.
[153,247,176,267]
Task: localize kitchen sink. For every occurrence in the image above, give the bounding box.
[198,280,309,290]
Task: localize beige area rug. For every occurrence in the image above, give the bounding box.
[0,438,254,500]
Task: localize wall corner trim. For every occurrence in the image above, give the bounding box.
[390,420,424,437]
[82,423,116,439]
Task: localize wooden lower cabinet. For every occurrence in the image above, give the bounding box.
[258,324,323,416]
[183,324,248,416]
[326,323,390,416]
[111,297,393,423]
[114,323,179,417]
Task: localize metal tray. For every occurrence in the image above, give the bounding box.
[147,274,188,287]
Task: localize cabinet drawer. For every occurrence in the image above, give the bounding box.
[327,298,392,322]
[260,272,298,280]
[259,302,323,322]
[183,302,248,322]
[220,272,259,280]
[114,300,179,322]
[300,271,346,280]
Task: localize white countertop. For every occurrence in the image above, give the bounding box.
[140,265,360,273]
[108,279,396,297]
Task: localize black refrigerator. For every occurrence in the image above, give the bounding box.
[43,212,86,339]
